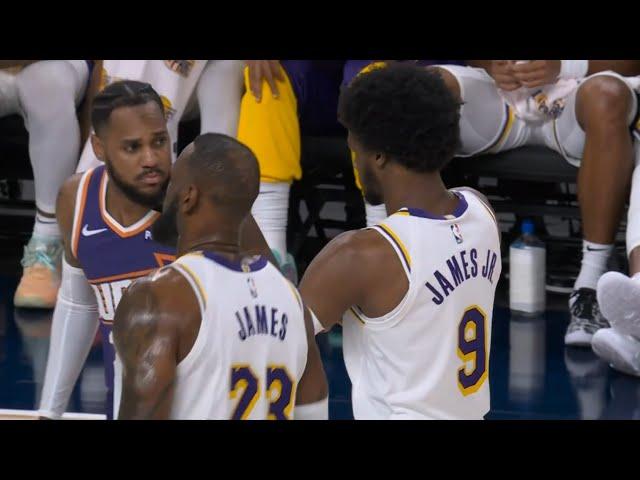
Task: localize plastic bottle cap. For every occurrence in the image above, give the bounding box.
[521,219,535,235]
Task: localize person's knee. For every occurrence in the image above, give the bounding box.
[576,75,632,130]
[17,62,78,121]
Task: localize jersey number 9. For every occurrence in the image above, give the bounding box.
[457,306,488,396]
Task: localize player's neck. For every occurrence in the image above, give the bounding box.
[105,181,153,227]
[383,169,455,215]
[177,222,241,259]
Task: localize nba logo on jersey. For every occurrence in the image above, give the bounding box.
[247,277,258,298]
[145,230,152,241]
[451,223,463,244]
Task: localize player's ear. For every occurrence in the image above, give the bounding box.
[376,152,388,168]
[91,133,106,163]
[182,183,199,214]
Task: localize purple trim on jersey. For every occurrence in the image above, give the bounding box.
[403,192,469,220]
[202,251,268,272]
[76,165,175,282]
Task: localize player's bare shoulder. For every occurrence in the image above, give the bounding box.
[118,266,197,323]
[311,228,400,275]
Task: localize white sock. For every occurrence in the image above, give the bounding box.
[33,212,60,239]
[365,202,387,227]
[251,182,290,263]
[574,240,614,291]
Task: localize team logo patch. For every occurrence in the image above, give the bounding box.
[160,95,177,121]
[451,223,463,244]
[164,60,196,78]
[533,91,566,119]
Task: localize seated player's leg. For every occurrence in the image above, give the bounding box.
[433,64,530,156]
[13,60,89,308]
[197,60,244,137]
[549,73,638,346]
[594,138,640,375]
[237,61,302,280]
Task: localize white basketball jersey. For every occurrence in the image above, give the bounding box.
[166,251,308,420]
[76,60,208,172]
[342,190,502,419]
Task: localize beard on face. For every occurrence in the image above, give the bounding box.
[151,196,179,248]
[106,161,168,211]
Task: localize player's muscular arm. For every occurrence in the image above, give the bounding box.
[240,213,279,267]
[296,306,329,406]
[299,229,408,332]
[114,270,199,420]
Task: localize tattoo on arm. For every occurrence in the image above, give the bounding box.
[114,283,177,420]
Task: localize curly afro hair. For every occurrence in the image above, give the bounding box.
[338,63,461,173]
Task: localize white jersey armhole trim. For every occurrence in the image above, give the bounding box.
[367,224,411,281]
[169,263,210,376]
[354,226,414,330]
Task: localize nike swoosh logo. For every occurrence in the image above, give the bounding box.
[82,224,108,237]
[586,246,609,252]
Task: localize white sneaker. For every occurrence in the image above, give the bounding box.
[597,271,640,340]
[591,328,640,377]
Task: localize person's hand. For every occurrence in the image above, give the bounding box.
[487,60,521,91]
[511,60,561,89]
[245,60,285,102]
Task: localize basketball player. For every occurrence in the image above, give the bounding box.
[38,81,273,419]
[0,60,91,309]
[238,60,461,281]
[75,60,245,173]
[431,60,640,347]
[299,63,501,419]
[113,133,328,420]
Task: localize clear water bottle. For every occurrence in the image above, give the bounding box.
[509,219,546,315]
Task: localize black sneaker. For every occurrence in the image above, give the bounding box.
[565,288,610,347]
